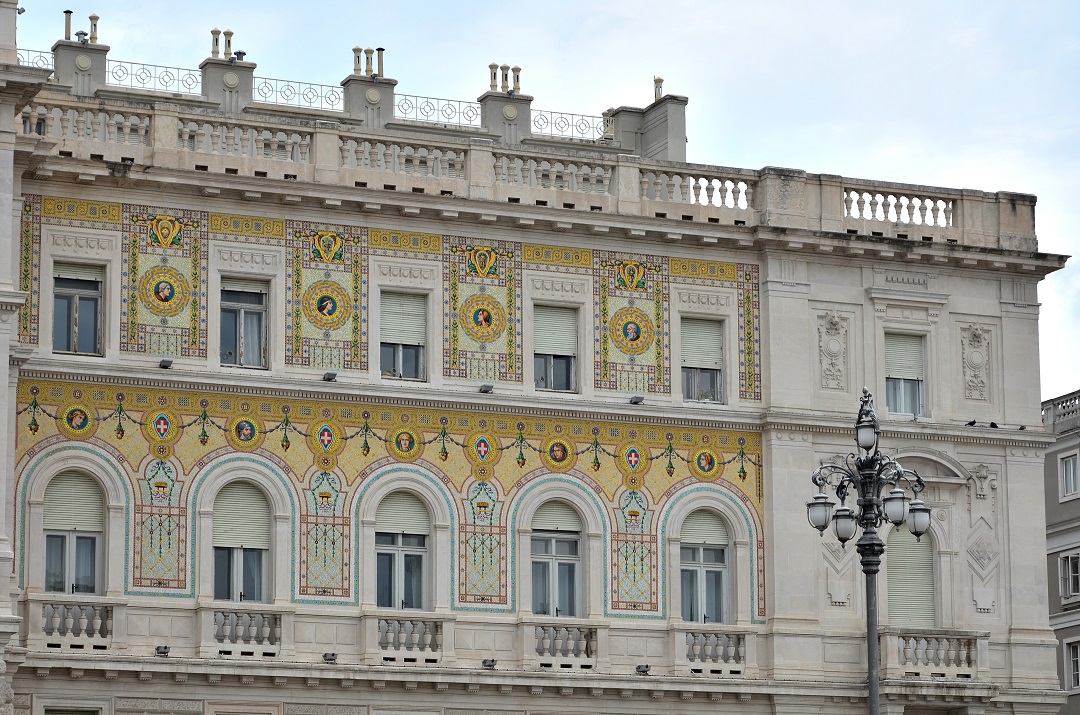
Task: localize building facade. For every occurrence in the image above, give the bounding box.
[0,5,1068,715]
[1044,390,1080,714]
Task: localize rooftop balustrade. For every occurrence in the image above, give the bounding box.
[1044,390,1080,435]
[13,21,1040,254]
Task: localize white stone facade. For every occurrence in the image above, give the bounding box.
[0,6,1068,715]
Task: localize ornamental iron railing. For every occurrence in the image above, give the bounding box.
[105,59,201,95]
[394,94,482,128]
[253,76,343,112]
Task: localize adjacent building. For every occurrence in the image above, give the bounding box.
[0,6,1069,715]
[1045,390,1080,714]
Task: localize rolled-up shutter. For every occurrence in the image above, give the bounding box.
[532,500,582,532]
[885,334,924,380]
[534,305,577,356]
[682,319,723,368]
[381,292,427,346]
[887,528,935,627]
[375,491,431,534]
[213,481,271,549]
[53,263,104,282]
[221,277,268,294]
[43,472,104,531]
[681,509,729,545]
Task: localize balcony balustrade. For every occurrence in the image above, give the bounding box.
[881,628,989,681]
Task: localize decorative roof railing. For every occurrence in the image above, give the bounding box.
[531,109,609,142]
[17,48,54,70]
[393,94,482,128]
[253,76,343,112]
[105,59,201,95]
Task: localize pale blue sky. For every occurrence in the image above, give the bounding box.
[15,0,1079,400]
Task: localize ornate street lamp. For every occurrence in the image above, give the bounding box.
[806,387,928,715]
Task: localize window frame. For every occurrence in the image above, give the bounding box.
[533,352,576,392]
[680,317,725,404]
[679,544,728,624]
[213,545,269,603]
[374,532,429,610]
[52,266,104,356]
[1067,639,1080,692]
[220,282,269,369]
[531,304,580,394]
[530,531,582,618]
[1061,552,1080,605]
[1062,454,1080,501]
[379,291,429,382]
[43,530,102,596]
[884,332,927,418]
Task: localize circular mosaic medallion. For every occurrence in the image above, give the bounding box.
[308,421,345,456]
[540,437,576,473]
[302,280,352,331]
[315,453,338,471]
[464,431,501,468]
[57,403,96,440]
[387,428,422,462]
[139,265,191,318]
[141,409,182,447]
[226,416,265,452]
[689,447,722,481]
[609,307,655,356]
[459,293,507,344]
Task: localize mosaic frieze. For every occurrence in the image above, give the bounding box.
[15,379,765,618]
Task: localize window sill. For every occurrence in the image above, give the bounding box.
[534,388,578,394]
[221,364,269,371]
[381,375,427,383]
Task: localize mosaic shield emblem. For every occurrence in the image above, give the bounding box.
[153,413,171,438]
[148,215,183,247]
[474,436,491,461]
[311,231,344,262]
[318,425,335,451]
[616,260,646,290]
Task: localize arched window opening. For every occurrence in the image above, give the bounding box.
[531,500,582,618]
[375,491,431,610]
[213,481,271,603]
[43,471,105,594]
[680,508,730,624]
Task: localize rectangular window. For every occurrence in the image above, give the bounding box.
[44,532,100,594]
[531,533,580,617]
[1070,642,1080,690]
[375,532,427,610]
[885,333,925,416]
[213,546,267,602]
[53,264,103,356]
[380,292,427,380]
[1064,455,1079,498]
[1062,553,1080,599]
[533,305,578,392]
[220,279,268,368]
[681,318,723,402]
[680,544,727,623]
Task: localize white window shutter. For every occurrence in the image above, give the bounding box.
[43,472,105,531]
[681,319,723,368]
[884,334,924,380]
[381,292,427,346]
[533,305,577,356]
[53,263,104,282]
[221,277,268,293]
[213,481,271,549]
[681,509,729,545]
[532,500,582,532]
[375,491,431,534]
[887,528,936,627]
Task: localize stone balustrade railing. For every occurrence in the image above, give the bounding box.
[519,619,604,671]
[24,595,125,652]
[1044,390,1080,434]
[14,89,1038,253]
[881,628,988,680]
[671,623,756,677]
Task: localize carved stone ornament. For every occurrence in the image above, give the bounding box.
[817,310,848,391]
[961,324,990,401]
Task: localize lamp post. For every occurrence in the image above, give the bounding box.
[806,387,930,715]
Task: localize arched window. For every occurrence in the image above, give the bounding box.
[531,500,582,618]
[43,472,105,594]
[213,481,271,603]
[375,491,431,610]
[680,509,729,624]
[887,527,936,627]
